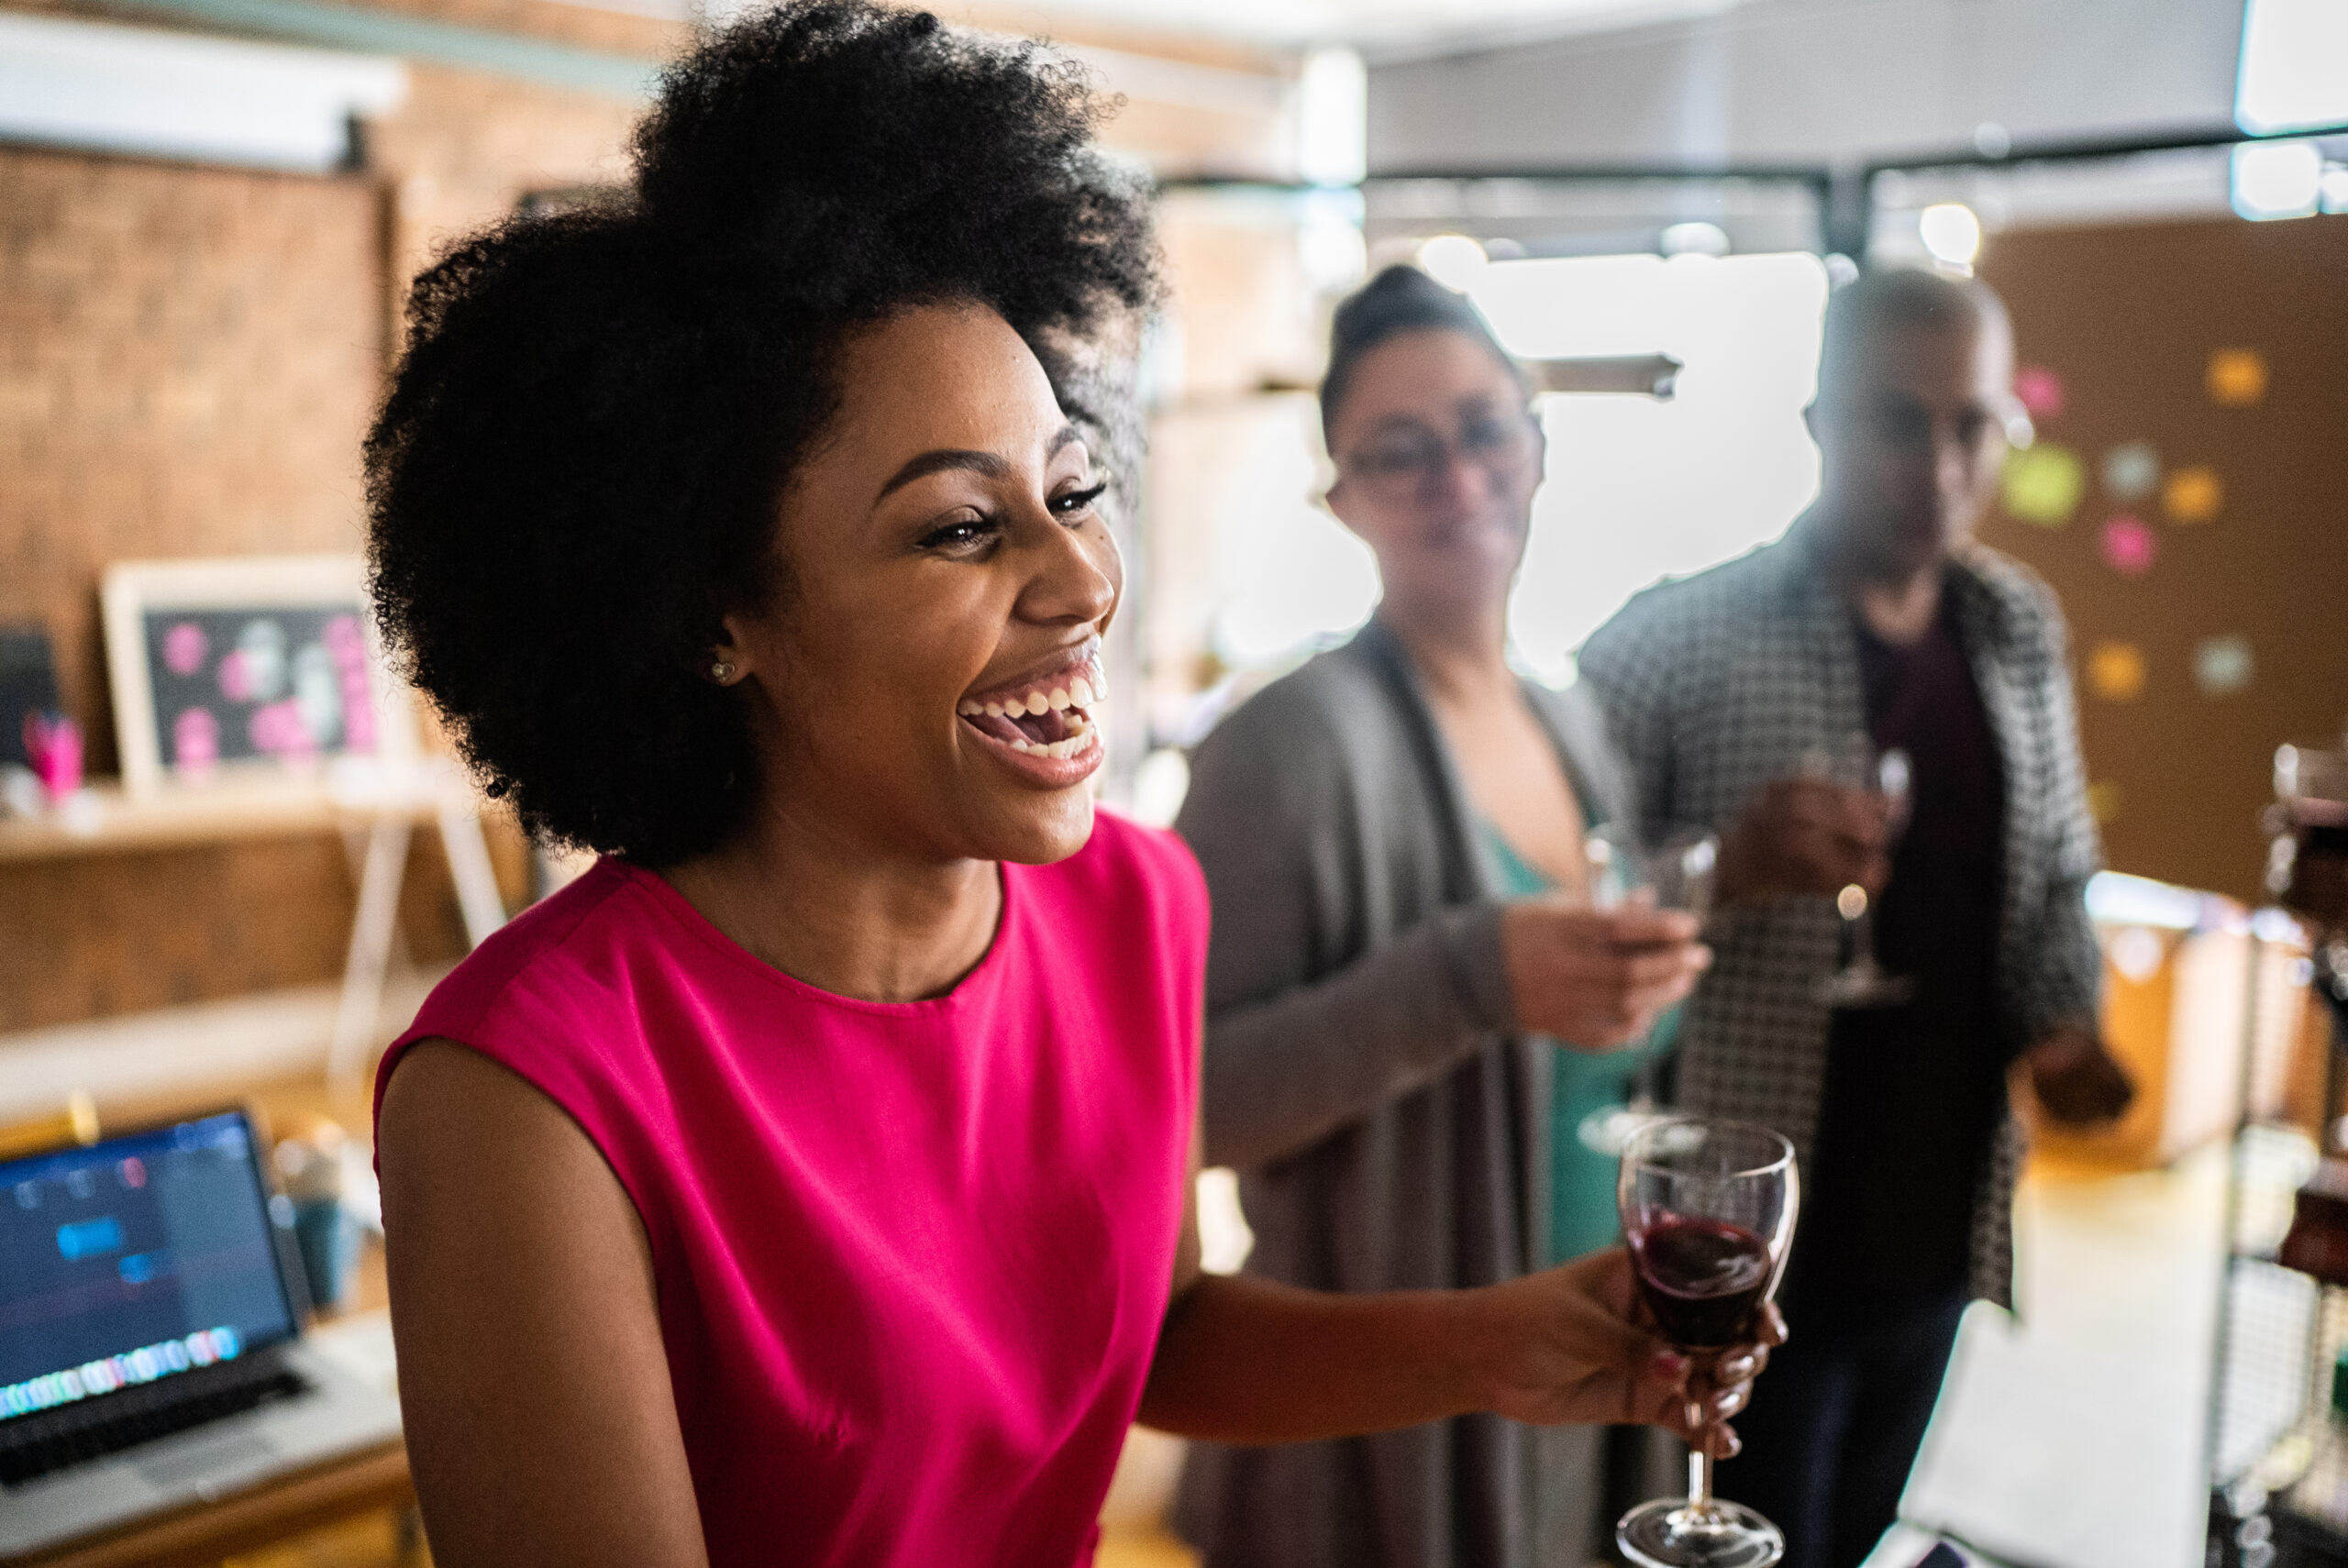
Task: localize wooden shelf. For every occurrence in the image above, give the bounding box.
[0,771,466,865]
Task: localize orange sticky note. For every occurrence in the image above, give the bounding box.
[2165,466,2222,524]
[2209,349,2267,406]
[2088,641,2147,701]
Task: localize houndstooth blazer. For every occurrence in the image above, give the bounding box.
[1576,530,2104,1308]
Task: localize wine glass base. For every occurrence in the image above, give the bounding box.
[1616,1496,1785,1568]
[1815,966,1915,1010]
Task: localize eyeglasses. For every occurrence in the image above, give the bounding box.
[1336,412,1540,501]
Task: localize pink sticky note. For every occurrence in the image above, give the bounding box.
[2099,514,2156,576]
[173,706,220,778]
[2014,365,2065,419]
[162,622,208,677]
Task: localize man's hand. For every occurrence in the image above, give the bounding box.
[1716,778,1890,906]
[2025,1025,2135,1125]
[1460,1248,1787,1458]
[1500,901,1711,1048]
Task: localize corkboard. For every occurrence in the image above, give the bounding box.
[1976,214,2348,904]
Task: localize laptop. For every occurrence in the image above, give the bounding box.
[0,1109,403,1558]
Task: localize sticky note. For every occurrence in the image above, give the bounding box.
[2209,348,2268,406]
[2165,466,2222,524]
[2100,515,2157,576]
[2003,443,2085,525]
[2014,366,2065,419]
[2087,781,2122,823]
[2194,635,2254,696]
[2088,641,2147,701]
[2101,442,2159,502]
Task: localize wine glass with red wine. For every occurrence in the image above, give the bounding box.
[1616,1118,1799,1568]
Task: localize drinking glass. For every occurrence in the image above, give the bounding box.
[1810,742,1914,1010]
[1615,1118,1800,1568]
[1573,825,1721,1157]
[1583,823,1720,922]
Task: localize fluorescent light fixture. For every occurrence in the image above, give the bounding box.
[1416,234,1488,292]
[1918,202,1983,268]
[0,11,404,172]
[2238,0,2348,136]
[1296,45,1366,186]
[2232,138,2323,219]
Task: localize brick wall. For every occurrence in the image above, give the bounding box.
[0,44,637,1033]
[0,2,1291,1037]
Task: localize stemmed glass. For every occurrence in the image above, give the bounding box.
[1811,742,1914,1010]
[1574,825,1720,1159]
[1615,1118,1800,1568]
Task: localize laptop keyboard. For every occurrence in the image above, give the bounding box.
[0,1363,308,1487]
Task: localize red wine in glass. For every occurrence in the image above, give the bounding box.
[1616,1118,1799,1568]
[1628,1214,1774,1349]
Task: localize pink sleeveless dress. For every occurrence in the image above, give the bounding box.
[373,812,1204,1567]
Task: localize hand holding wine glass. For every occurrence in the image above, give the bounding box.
[1616,1118,1800,1568]
[1813,743,1913,1009]
[1498,901,1710,1049]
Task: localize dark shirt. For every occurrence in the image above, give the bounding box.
[1791,593,2006,1316]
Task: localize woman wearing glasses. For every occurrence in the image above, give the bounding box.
[1174,265,1719,1567]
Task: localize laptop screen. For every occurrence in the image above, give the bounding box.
[0,1110,299,1424]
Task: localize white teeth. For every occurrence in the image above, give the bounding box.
[1026,692,1051,716]
[984,701,1005,718]
[1012,738,1033,754]
[1070,677,1093,707]
[958,701,982,716]
[1048,687,1071,712]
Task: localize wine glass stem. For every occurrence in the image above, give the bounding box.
[1689,1446,1714,1509]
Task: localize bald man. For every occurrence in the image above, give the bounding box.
[1578,268,2132,1567]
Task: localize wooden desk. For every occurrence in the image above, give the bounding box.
[7,1443,415,1568]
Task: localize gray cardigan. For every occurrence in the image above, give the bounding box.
[1171,618,1637,1568]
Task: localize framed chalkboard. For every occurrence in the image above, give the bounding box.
[101,556,417,799]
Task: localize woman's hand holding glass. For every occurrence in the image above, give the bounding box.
[1499,901,1711,1048]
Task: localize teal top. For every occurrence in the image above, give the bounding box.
[1479,823,1675,1265]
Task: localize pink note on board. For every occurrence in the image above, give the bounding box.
[2099,515,2156,576]
[2014,365,2065,419]
[162,622,208,677]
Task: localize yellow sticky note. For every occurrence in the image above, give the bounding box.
[2209,348,2267,406]
[2165,466,2222,524]
[2088,641,2147,701]
[2003,443,2085,526]
[2087,781,2123,823]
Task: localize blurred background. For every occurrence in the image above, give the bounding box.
[0,1,2343,1565]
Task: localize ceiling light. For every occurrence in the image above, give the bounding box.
[1416,234,1489,293]
[2232,139,2323,220]
[1296,45,1366,187]
[1917,203,1982,269]
[1660,221,1730,258]
[2238,0,2348,136]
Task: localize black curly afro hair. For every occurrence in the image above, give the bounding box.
[366,0,1159,865]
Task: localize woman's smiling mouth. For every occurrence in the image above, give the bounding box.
[957,657,1107,773]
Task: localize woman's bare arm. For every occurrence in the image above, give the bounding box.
[377,1041,709,1568]
[1138,1116,1774,1450]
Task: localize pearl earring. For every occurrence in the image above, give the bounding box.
[710,659,737,683]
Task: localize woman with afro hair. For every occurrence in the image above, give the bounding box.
[367,6,1771,1564]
